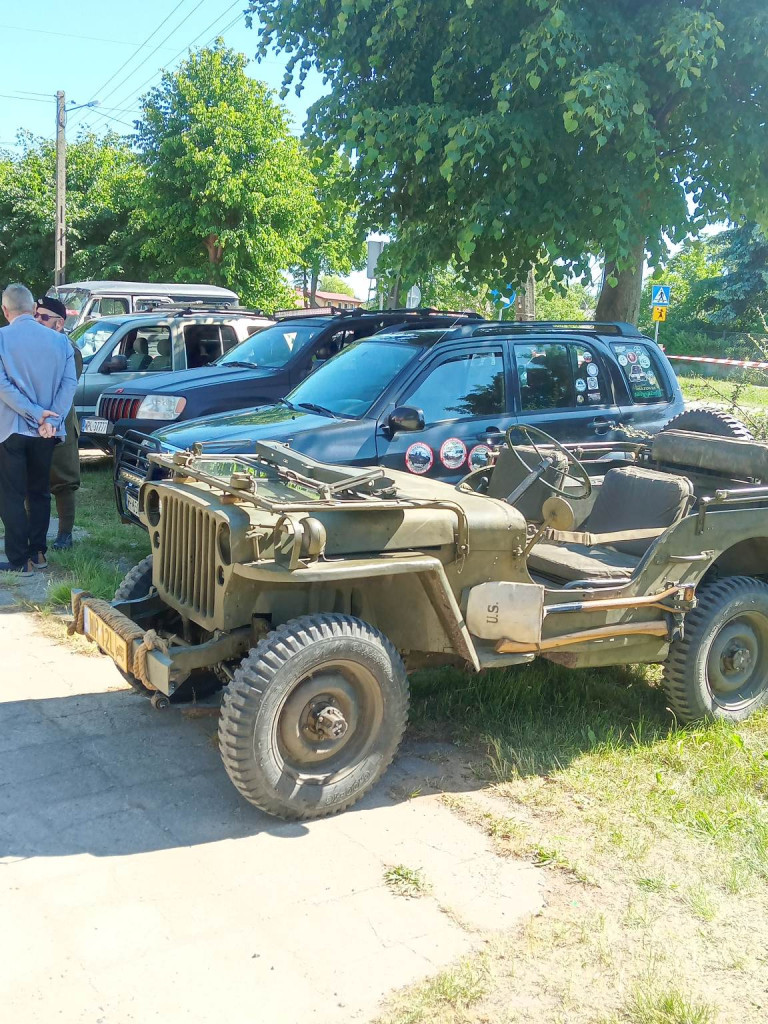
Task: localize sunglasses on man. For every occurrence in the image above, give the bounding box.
[35,311,62,323]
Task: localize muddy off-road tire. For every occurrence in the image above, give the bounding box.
[663,577,768,723]
[218,614,409,820]
[662,407,753,440]
[113,556,221,703]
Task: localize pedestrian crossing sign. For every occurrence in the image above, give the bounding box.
[651,285,671,306]
[652,306,667,322]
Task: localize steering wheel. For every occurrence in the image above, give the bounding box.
[505,424,591,499]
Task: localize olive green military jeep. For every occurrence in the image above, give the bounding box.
[72,426,768,819]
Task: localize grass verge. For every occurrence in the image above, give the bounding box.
[40,460,149,608]
[374,661,768,1023]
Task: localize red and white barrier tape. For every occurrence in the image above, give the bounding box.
[667,354,768,371]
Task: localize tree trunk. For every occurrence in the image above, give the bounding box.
[203,233,224,284]
[309,268,319,308]
[301,268,309,307]
[595,240,646,325]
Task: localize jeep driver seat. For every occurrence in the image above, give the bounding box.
[527,465,694,583]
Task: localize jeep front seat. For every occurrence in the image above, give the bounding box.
[527,465,694,583]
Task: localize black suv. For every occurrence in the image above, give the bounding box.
[114,320,684,526]
[96,307,484,440]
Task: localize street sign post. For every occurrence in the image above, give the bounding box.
[650,285,671,343]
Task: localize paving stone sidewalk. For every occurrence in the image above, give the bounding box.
[0,607,544,1024]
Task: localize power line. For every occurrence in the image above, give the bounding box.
[82,0,209,130]
[88,1,243,125]
[0,23,183,50]
[0,93,51,104]
[78,0,191,117]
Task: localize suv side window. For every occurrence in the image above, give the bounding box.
[404,350,505,424]
[118,326,173,371]
[95,297,129,316]
[311,328,356,367]
[517,342,609,410]
[220,325,239,353]
[611,342,669,402]
[184,324,225,367]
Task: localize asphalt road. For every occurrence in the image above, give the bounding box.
[0,606,543,1024]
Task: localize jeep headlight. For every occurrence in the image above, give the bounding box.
[137,395,187,420]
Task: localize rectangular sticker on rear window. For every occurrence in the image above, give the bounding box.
[611,343,667,402]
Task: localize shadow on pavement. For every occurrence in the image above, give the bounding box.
[0,687,476,861]
[0,688,313,858]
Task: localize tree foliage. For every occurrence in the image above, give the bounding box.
[637,235,724,333]
[0,132,144,296]
[249,0,768,321]
[292,149,365,305]
[136,43,317,311]
[706,224,768,330]
[317,274,356,297]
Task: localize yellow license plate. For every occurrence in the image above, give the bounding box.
[83,607,131,673]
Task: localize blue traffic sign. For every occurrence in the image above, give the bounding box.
[651,285,671,307]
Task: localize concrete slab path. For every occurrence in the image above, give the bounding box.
[0,608,543,1024]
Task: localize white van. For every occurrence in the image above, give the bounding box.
[47,280,240,332]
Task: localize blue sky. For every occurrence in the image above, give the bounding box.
[0,2,382,294]
[0,1,323,144]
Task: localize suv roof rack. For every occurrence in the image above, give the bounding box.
[273,305,483,321]
[131,304,270,318]
[470,320,641,337]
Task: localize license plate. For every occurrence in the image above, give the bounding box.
[83,607,130,672]
[82,417,109,435]
[125,492,140,518]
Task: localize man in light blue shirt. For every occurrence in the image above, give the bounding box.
[0,283,77,575]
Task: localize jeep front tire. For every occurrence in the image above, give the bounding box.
[218,614,410,819]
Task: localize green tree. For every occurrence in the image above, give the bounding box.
[637,235,725,333]
[317,274,355,297]
[706,224,768,330]
[536,282,595,321]
[292,149,365,306]
[415,265,494,316]
[249,0,768,323]
[136,43,317,312]
[0,132,145,296]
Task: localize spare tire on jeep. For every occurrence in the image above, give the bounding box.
[662,407,753,440]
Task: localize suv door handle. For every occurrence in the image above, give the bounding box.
[477,426,504,443]
[591,417,617,435]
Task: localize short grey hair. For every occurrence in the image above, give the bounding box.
[2,283,35,314]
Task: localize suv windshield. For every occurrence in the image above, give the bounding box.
[69,319,122,362]
[288,340,419,418]
[217,322,324,369]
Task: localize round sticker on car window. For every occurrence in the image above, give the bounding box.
[582,351,592,362]
[575,378,587,392]
[468,444,493,470]
[439,437,467,470]
[587,362,599,376]
[618,354,628,366]
[405,442,434,475]
[639,354,651,369]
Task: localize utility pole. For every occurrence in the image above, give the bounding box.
[54,90,66,285]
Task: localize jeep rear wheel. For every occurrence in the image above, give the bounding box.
[113,556,221,703]
[663,577,768,722]
[218,614,409,820]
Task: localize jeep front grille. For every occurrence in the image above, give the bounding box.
[158,494,217,619]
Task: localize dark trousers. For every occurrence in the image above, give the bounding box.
[0,433,57,566]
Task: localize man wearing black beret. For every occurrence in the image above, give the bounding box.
[33,295,83,558]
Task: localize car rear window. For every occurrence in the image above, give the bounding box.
[611,343,669,402]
